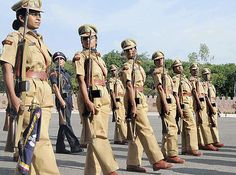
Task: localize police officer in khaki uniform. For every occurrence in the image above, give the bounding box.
[109,64,127,145]
[120,39,173,173]
[73,24,119,175]
[189,64,218,151]
[172,60,202,156]
[202,68,224,148]
[152,51,185,164]
[0,0,60,174]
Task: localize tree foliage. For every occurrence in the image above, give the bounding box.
[188,43,214,64]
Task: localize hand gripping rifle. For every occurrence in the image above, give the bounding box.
[126,54,137,142]
[5,5,30,153]
[205,82,216,127]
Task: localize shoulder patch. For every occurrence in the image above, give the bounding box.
[2,40,13,46]
[73,54,81,62]
[96,52,101,57]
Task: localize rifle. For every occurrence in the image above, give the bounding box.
[126,54,137,142]
[80,31,101,144]
[205,82,216,127]
[191,78,203,125]
[57,61,66,125]
[5,6,30,153]
[83,31,94,118]
[159,61,169,134]
[175,74,183,135]
[3,104,10,131]
[110,87,118,123]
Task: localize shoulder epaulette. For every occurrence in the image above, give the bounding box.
[73,53,81,62]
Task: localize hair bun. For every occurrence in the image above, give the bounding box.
[12,19,20,30]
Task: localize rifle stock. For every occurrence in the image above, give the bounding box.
[3,107,10,131]
[205,95,216,127]
[4,109,17,152]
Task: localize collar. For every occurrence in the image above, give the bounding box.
[83,48,97,53]
[18,27,42,39]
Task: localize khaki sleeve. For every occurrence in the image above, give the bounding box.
[73,52,85,76]
[153,70,162,88]
[172,76,180,93]
[0,33,19,67]
[122,63,132,83]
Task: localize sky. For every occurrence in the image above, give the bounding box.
[1,0,236,64]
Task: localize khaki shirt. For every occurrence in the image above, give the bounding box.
[121,59,146,89]
[202,81,217,103]
[73,49,107,82]
[0,27,53,107]
[172,74,193,105]
[109,77,125,99]
[73,49,110,107]
[153,67,174,97]
[189,76,207,98]
[153,67,176,113]
[1,27,51,71]
[121,59,147,109]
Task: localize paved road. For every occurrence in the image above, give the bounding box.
[0,112,236,175]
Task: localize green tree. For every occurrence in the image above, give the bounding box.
[198,43,214,63]
[188,52,198,63]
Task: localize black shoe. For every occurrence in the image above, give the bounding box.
[71,147,84,153]
[56,149,71,154]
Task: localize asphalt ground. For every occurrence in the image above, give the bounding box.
[0,111,236,175]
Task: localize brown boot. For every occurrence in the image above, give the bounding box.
[186,150,202,156]
[126,165,146,173]
[213,142,224,148]
[198,144,205,150]
[167,156,185,164]
[153,160,173,171]
[108,171,118,175]
[203,144,219,151]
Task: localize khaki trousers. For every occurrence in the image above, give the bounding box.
[114,101,127,142]
[182,106,199,152]
[196,111,214,145]
[157,96,179,158]
[161,112,179,157]
[126,101,164,166]
[84,103,119,175]
[210,112,220,143]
